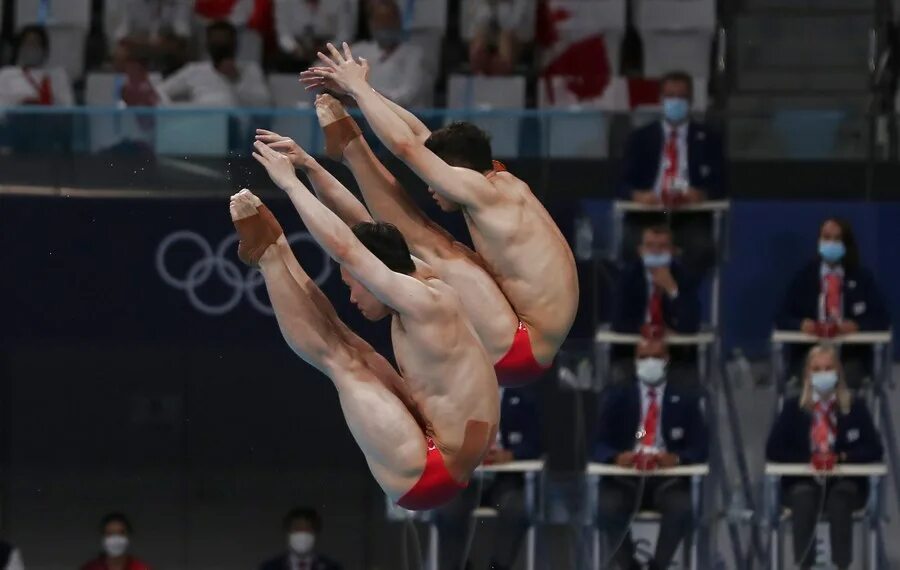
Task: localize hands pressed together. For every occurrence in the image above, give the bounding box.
[615,451,680,471]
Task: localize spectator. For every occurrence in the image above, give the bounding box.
[435,385,543,570]
[80,513,151,570]
[612,224,701,336]
[195,0,256,28]
[106,0,192,75]
[463,0,536,75]
[351,0,429,108]
[777,217,889,387]
[0,25,74,106]
[0,539,24,570]
[112,40,161,108]
[158,21,271,107]
[274,0,358,71]
[766,344,883,570]
[592,338,708,570]
[259,507,341,570]
[619,71,723,206]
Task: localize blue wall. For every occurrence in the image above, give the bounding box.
[582,200,900,359]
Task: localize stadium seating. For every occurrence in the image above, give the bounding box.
[15,0,91,80]
[635,0,715,78]
[447,74,527,158]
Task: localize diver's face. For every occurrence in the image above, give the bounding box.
[427,187,461,212]
[340,267,390,321]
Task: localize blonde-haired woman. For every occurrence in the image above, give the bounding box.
[766,344,883,570]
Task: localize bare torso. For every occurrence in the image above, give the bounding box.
[462,171,579,363]
[390,276,500,481]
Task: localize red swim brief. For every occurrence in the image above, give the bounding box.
[396,438,467,511]
[494,321,552,387]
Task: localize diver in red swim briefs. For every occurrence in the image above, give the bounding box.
[242,144,498,511]
[288,45,579,386]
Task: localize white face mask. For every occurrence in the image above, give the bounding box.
[103,535,129,557]
[811,370,839,394]
[636,357,667,385]
[288,531,315,555]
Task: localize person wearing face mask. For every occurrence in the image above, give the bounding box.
[79,513,151,570]
[766,344,882,570]
[0,25,74,107]
[612,225,700,337]
[463,0,536,75]
[619,70,723,207]
[158,20,271,108]
[259,508,342,570]
[592,339,708,570]
[347,0,429,108]
[777,217,888,387]
[274,0,359,72]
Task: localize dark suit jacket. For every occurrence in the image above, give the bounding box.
[259,553,342,570]
[0,542,10,568]
[619,120,725,199]
[591,380,709,464]
[612,260,701,334]
[777,261,889,331]
[500,385,543,460]
[765,396,883,465]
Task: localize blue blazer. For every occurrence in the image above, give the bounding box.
[776,261,889,331]
[260,554,342,570]
[765,396,883,465]
[591,380,709,464]
[618,120,725,199]
[612,260,701,334]
[500,385,543,460]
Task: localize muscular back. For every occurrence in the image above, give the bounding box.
[390,277,499,478]
[462,171,579,358]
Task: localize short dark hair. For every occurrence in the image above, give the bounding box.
[283,507,322,533]
[100,512,133,535]
[661,71,693,100]
[206,20,237,41]
[352,222,416,274]
[424,122,493,173]
[642,224,673,239]
[820,217,860,269]
[13,24,49,62]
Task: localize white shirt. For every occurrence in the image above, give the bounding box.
[108,0,193,41]
[461,0,537,41]
[653,121,689,195]
[351,41,428,108]
[0,66,74,107]
[638,380,666,451]
[274,0,359,54]
[5,548,24,570]
[819,262,845,321]
[158,61,271,107]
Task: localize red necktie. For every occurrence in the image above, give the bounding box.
[648,288,664,327]
[662,130,679,200]
[22,69,53,106]
[824,273,842,321]
[811,401,835,453]
[641,388,659,447]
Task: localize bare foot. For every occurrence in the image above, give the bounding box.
[314,93,349,127]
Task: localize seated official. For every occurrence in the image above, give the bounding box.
[766,344,883,570]
[777,217,889,387]
[259,507,341,570]
[80,513,151,570]
[435,385,543,570]
[592,339,708,570]
[0,540,24,570]
[612,225,701,336]
[617,71,724,272]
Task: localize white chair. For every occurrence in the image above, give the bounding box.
[635,0,715,77]
[446,74,527,158]
[155,108,230,157]
[84,72,164,152]
[537,76,627,158]
[16,0,91,27]
[404,0,447,99]
[266,74,320,155]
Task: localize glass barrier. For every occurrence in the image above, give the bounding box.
[0,106,887,198]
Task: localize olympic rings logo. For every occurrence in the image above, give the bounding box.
[155,230,332,316]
